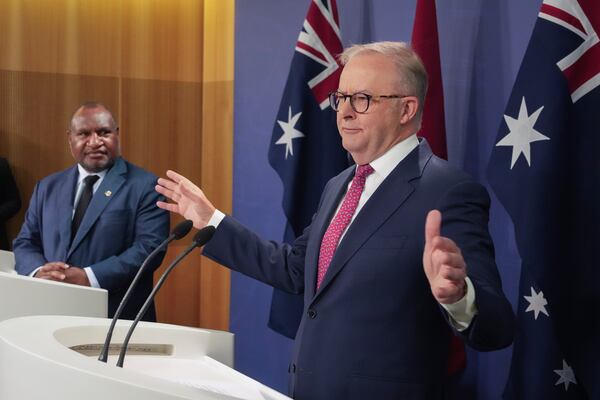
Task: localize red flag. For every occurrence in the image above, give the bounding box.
[412,0,465,376]
[411,0,448,160]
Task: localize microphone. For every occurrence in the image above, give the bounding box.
[98,219,193,363]
[116,225,216,368]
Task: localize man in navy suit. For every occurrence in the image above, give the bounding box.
[14,102,169,321]
[156,42,515,399]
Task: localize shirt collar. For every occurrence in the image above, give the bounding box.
[367,134,419,181]
[77,164,108,184]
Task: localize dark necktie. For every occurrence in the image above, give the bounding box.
[317,164,374,289]
[71,174,100,241]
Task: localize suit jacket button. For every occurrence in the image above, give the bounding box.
[307,309,317,319]
[289,363,296,373]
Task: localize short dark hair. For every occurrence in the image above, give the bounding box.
[68,101,119,131]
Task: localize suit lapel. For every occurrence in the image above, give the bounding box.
[313,141,433,299]
[58,167,79,260]
[68,158,127,257]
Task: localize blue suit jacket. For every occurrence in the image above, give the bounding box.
[204,140,514,400]
[13,157,169,321]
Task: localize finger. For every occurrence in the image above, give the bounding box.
[438,265,466,282]
[431,248,464,269]
[166,170,185,183]
[49,270,66,280]
[425,210,442,245]
[156,200,180,213]
[40,264,62,272]
[430,236,461,254]
[52,262,70,270]
[432,284,464,304]
[157,177,179,192]
[155,184,176,200]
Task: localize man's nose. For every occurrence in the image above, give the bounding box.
[88,132,102,146]
[338,97,356,118]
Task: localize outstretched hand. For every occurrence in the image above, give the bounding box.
[422,210,467,304]
[155,170,216,229]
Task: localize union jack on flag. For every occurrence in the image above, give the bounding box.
[267,0,349,339]
[487,0,600,398]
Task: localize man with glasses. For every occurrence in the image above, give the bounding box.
[14,101,169,321]
[156,42,514,399]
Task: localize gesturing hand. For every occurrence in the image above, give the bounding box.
[422,210,467,304]
[155,170,216,229]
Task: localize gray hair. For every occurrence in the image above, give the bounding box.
[339,41,428,120]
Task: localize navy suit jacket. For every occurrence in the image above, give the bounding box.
[13,157,169,321]
[203,139,514,400]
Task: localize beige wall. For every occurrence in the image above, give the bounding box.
[0,0,233,331]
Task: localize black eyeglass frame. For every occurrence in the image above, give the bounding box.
[328,91,412,113]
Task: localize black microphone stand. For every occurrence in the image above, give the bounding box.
[98,219,193,363]
[116,225,216,368]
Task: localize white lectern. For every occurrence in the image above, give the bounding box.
[0,270,107,322]
[0,316,291,400]
[0,250,107,322]
[0,249,15,273]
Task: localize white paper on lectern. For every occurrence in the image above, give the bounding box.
[121,356,289,400]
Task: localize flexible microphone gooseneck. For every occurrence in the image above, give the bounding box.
[98,219,193,363]
[116,225,216,368]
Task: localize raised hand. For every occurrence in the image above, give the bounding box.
[422,210,467,304]
[155,170,216,229]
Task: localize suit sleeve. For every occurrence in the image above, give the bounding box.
[201,174,340,294]
[88,178,170,291]
[203,216,309,295]
[436,180,515,351]
[13,183,48,275]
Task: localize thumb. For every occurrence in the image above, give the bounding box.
[425,209,442,245]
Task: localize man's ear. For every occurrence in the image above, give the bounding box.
[399,96,419,125]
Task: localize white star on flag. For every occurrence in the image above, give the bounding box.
[554,360,577,391]
[524,287,549,320]
[275,106,305,159]
[496,97,550,169]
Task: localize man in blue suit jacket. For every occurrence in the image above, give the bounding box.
[156,42,515,399]
[14,102,169,321]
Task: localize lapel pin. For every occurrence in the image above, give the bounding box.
[104,190,112,197]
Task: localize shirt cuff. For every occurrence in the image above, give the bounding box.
[207,209,226,228]
[440,277,477,332]
[84,267,101,288]
[30,266,43,277]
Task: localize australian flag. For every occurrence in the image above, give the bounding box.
[267,0,349,338]
[487,0,600,398]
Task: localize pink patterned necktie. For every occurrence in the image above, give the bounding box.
[317,164,374,289]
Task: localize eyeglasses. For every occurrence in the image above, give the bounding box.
[328,91,410,114]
